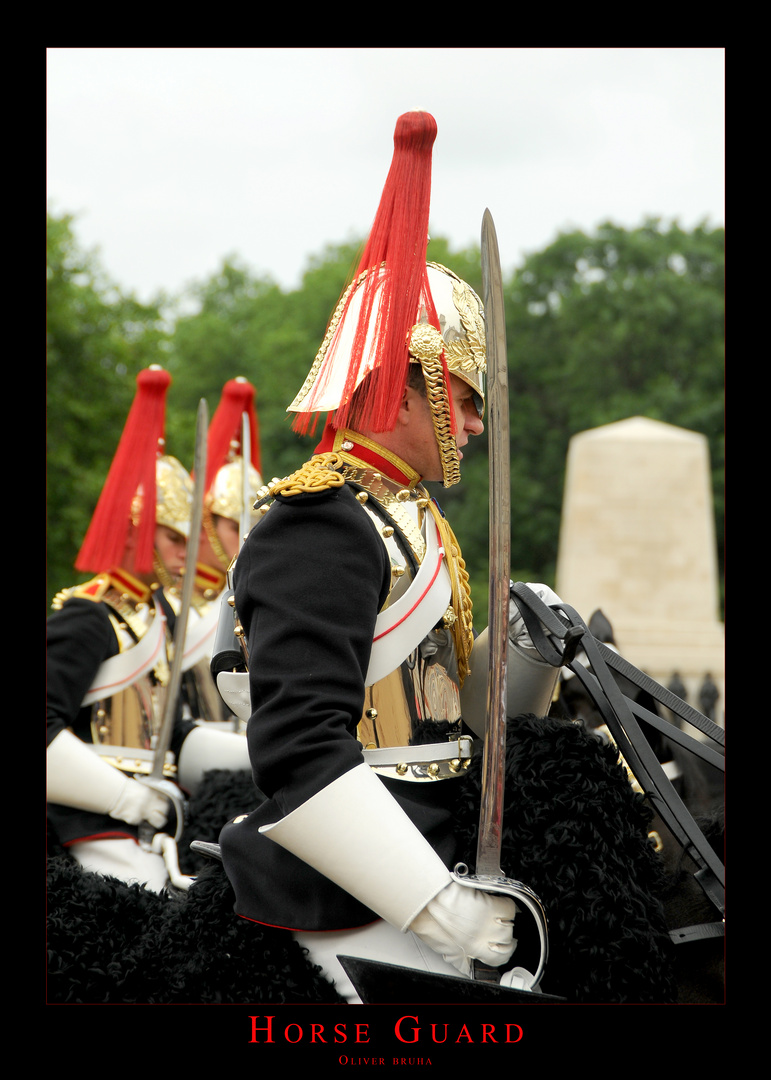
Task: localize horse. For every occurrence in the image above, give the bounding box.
[46,600,724,1005]
[47,709,713,1005]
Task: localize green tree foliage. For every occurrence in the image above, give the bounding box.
[47,212,724,620]
[46,214,169,603]
[503,218,724,600]
[164,242,364,484]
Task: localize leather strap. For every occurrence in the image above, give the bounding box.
[670,921,724,944]
[362,737,475,767]
[509,584,725,933]
[180,600,220,671]
[365,510,451,687]
[81,610,167,706]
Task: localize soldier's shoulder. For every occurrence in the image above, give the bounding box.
[253,453,350,512]
[50,576,111,612]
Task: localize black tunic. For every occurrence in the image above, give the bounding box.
[219,481,465,931]
[46,591,194,846]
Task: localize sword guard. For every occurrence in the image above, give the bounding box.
[452,863,549,991]
[136,775,187,843]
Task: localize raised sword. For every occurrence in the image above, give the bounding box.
[450,209,549,989]
[138,397,209,849]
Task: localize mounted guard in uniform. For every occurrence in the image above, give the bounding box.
[170,377,264,731]
[47,366,197,890]
[47,366,252,890]
[216,111,561,1000]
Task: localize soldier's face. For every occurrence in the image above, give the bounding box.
[401,374,484,481]
[198,514,240,572]
[215,515,240,560]
[154,525,187,579]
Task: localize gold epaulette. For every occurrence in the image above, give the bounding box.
[50,576,111,611]
[256,453,346,511]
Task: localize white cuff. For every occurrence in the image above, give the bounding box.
[47,729,130,814]
[260,763,451,931]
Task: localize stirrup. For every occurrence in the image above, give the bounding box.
[190,840,223,862]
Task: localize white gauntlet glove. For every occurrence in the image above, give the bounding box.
[409,883,517,978]
[260,764,521,979]
[108,779,170,828]
[47,728,170,828]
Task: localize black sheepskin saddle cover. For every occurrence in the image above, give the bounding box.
[453,714,677,1003]
[46,856,345,1004]
[46,714,677,1004]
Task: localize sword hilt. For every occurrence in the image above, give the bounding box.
[452,863,549,991]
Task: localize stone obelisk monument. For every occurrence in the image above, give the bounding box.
[555,417,724,723]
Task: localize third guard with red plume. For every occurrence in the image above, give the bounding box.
[156,376,265,733]
[197,375,263,600]
[47,366,198,890]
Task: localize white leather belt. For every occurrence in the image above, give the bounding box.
[362,736,475,768]
[88,743,176,775]
[81,612,167,707]
[365,515,451,686]
[181,600,221,670]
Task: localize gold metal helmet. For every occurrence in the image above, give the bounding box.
[287,261,486,487]
[154,454,194,538]
[408,264,486,487]
[417,264,486,415]
[285,111,487,488]
[207,459,263,525]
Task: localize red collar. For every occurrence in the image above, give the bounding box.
[105,568,153,604]
[195,561,227,597]
[315,424,422,490]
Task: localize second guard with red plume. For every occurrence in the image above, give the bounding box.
[47,366,198,891]
[47,366,252,890]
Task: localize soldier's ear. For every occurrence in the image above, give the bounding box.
[396,384,420,426]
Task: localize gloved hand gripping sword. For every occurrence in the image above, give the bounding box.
[451,210,550,990]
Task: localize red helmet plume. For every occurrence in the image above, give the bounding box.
[289,110,445,436]
[205,376,262,495]
[75,366,171,575]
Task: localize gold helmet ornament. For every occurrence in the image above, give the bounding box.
[202,377,263,569]
[76,366,192,576]
[287,110,486,488]
[154,452,194,539]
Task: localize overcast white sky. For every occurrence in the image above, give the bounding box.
[46,47,725,302]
